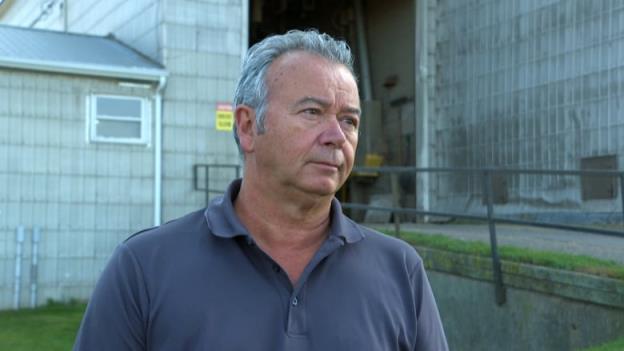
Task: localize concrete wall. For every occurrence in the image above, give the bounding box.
[430,0,624,219]
[420,247,624,351]
[0,70,156,309]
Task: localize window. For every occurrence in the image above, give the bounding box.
[87,94,151,144]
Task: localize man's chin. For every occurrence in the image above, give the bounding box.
[300,180,342,197]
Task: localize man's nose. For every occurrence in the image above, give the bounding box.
[319,117,347,147]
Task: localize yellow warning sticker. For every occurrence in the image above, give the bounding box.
[215,103,233,131]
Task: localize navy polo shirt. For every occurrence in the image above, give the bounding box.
[74,180,448,350]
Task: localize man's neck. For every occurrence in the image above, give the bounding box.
[233,177,334,283]
[235,177,333,246]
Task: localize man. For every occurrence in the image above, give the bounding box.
[74,29,448,350]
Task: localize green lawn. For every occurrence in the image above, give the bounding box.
[0,302,85,351]
[583,336,624,351]
[382,230,624,280]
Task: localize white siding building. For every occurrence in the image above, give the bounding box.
[0,0,244,309]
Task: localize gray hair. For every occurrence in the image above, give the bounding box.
[233,29,355,148]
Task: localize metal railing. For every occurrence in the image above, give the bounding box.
[193,164,241,204]
[342,167,624,305]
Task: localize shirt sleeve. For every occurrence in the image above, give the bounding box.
[411,259,449,351]
[73,243,149,351]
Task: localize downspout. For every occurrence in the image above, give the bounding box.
[154,75,167,226]
[14,226,24,310]
[415,0,431,220]
[30,227,40,308]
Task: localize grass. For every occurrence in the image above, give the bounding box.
[583,336,624,351]
[0,301,85,351]
[382,230,624,280]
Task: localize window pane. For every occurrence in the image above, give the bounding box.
[97,97,142,118]
[96,120,141,139]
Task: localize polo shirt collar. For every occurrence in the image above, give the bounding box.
[204,179,365,244]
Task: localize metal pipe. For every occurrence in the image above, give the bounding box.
[415,0,431,222]
[353,166,624,177]
[207,167,215,200]
[391,173,402,238]
[30,227,40,308]
[620,175,624,225]
[482,171,506,305]
[14,226,25,310]
[354,0,373,100]
[342,202,624,238]
[153,75,167,226]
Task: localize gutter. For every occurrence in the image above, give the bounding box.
[153,75,167,226]
[0,56,166,82]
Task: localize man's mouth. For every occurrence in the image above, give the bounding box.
[310,161,341,170]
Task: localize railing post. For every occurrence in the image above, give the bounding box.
[482,170,506,305]
[205,165,210,206]
[620,174,624,225]
[391,172,401,238]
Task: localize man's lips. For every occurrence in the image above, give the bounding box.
[310,161,341,169]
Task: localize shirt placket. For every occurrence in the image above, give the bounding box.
[239,234,345,339]
[286,236,344,337]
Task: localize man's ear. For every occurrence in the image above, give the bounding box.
[235,105,256,153]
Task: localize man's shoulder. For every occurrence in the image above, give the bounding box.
[123,208,208,249]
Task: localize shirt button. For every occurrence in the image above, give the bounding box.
[292,297,298,306]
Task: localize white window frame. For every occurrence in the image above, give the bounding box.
[86,94,151,145]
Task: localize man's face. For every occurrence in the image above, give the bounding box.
[249,51,360,197]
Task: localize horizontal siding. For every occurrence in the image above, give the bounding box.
[0,70,155,309]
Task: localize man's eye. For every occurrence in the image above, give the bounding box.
[303,108,321,115]
[341,117,359,129]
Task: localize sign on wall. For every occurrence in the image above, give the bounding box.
[215,103,234,131]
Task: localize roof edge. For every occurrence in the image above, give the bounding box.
[107,33,165,70]
[0,56,168,82]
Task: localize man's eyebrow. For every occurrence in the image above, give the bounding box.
[344,107,361,116]
[294,96,331,108]
[294,96,361,115]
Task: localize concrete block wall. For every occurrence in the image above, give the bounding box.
[0,70,155,309]
[159,0,244,221]
[432,0,624,217]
